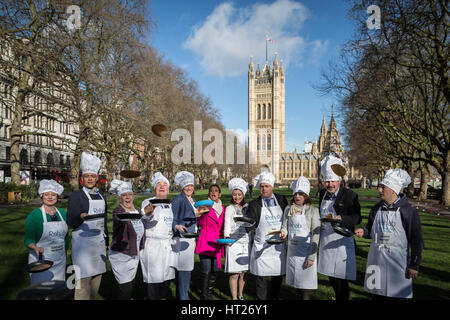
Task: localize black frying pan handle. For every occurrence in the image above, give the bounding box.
[38,252,43,261]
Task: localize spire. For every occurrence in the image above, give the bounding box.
[256,63,261,77]
[249,56,254,75]
[331,104,334,121]
[321,113,326,133]
[273,52,279,70]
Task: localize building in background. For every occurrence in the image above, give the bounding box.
[0,43,77,184]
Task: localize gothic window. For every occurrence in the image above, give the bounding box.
[268,104,272,119]
[47,153,54,166]
[257,134,260,150]
[34,151,41,164]
[262,134,266,150]
[263,104,266,119]
[268,134,271,150]
[257,104,261,120]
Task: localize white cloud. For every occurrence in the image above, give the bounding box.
[183,0,317,78]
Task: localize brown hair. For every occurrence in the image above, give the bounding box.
[291,192,312,206]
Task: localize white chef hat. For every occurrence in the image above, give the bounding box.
[39,179,64,197]
[151,172,170,189]
[380,168,411,195]
[228,178,248,195]
[174,171,195,189]
[109,179,133,196]
[320,155,343,182]
[253,171,276,188]
[80,152,101,175]
[290,176,311,196]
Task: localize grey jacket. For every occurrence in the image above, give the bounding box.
[281,204,321,261]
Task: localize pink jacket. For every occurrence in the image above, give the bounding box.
[195,205,225,268]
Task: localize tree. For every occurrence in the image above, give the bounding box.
[318,0,449,204]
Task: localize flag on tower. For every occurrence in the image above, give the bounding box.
[266,34,274,43]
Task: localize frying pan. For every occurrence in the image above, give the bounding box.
[82,213,106,221]
[116,213,142,221]
[194,200,214,208]
[151,124,168,137]
[266,230,282,236]
[181,232,200,239]
[233,216,255,227]
[26,253,53,273]
[120,170,141,179]
[333,225,353,237]
[320,217,342,224]
[266,238,287,245]
[216,238,236,244]
[149,199,171,205]
[331,164,346,177]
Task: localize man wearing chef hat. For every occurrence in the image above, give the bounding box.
[67,152,108,300]
[318,155,361,300]
[246,171,288,300]
[355,169,424,299]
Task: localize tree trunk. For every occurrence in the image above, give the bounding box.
[70,124,90,190]
[10,82,29,184]
[418,165,429,201]
[442,153,450,206]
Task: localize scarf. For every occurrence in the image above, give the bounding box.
[288,203,304,217]
[209,198,223,218]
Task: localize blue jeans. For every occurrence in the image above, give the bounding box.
[177,271,191,300]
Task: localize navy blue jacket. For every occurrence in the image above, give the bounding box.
[67,188,109,246]
[171,193,196,236]
[363,195,424,270]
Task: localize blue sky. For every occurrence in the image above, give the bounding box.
[147,0,357,152]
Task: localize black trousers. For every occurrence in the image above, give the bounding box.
[118,280,135,300]
[147,280,171,300]
[328,276,349,300]
[255,275,283,300]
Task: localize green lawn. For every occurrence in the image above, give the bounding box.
[1,188,449,300]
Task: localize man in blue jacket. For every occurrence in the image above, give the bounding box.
[355,168,424,299]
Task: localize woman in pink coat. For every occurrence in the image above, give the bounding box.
[195,184,225,300]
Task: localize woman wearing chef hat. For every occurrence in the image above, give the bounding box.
[280,176,321,300]
[247,171,288,300]
[355,169,424,299]
[140,172,175,300]
[67,152,108,300]
[25,179,67,285]
[170,171,197,300]
[318,155,361,300]
[108,179,144,300]
[224,177,250,300]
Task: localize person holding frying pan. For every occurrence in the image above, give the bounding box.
[195,184,225,300]
[171,171,197,300]
[318,155,361,300]
[140,172,175,300]
[108,179,144,300]
[280,176,321,300]
[25,179,67,285]
[67,152,109,300]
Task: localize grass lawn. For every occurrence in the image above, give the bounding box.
[1,187,449,300]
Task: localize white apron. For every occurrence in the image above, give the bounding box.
[28,207,68,285]
[225,205,251,273]
[71,189,107,279]
[318,194,356,280]
[249,197,286,276]
[170,200,196,272]
[140,202,175,283]
[364,206,412,298]
[286,206,317,289]
[109,210,144,284]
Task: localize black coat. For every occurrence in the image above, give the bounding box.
[246,193,289,232]
[319,187,362,231]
